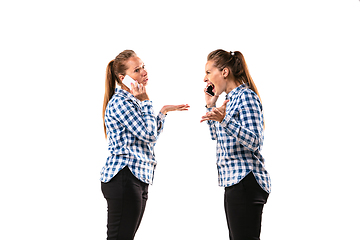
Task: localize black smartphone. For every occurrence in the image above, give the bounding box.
[206,84,215,96]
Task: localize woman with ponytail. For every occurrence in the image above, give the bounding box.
[201,49,271,240]
[101,50,189,240]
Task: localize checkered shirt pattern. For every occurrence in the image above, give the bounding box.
[206,84,271,193]
[100,88,166,184]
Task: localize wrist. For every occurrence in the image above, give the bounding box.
[160,106,168,115]
[206,104,215,108]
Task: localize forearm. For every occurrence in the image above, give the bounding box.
[160,106,168,115]
[156,111,166,136]
[137,100,158,142]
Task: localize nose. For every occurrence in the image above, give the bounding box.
[142,68,148,77]
[204,76,208,82]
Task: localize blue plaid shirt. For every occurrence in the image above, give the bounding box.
[100,88,166,184]
[206,84,271,193]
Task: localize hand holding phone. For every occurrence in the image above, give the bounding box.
[204,84,218,108]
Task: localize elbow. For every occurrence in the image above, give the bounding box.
[143,132,158,144]
[239,135,260,152]
[149,135,158,143]
[248,141,260,152]
[240,140,259,152]
[238,127,262,152]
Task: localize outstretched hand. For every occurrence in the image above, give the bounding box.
[161,104,190,115]
[200,100,229,123]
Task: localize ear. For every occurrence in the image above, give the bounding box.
[118,74,125,82]
[222,68,229,78]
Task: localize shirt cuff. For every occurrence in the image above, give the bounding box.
[158,111,166,120]
[206,106,215,112]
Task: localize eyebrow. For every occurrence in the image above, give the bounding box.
[133,63,144,71]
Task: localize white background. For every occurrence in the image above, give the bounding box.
[1,0,359,239]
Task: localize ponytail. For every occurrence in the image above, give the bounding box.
[233,51,262,104]
[233,51,264,128]
[102,60,116,138]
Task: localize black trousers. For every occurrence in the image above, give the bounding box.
[224,173,269,240]
[101,166,149,240]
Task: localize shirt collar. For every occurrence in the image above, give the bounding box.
[226,83,249,100]
[115,87,126,95]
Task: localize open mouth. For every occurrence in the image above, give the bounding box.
[206,82,215,96]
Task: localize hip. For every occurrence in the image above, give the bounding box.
[224,173,269,205]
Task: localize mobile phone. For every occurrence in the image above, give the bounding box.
[122,75,137,89]
[206,84,215,96]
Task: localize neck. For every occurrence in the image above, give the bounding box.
[225,78,240,94]
[116,83,131,93]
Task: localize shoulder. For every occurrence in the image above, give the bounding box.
[239,87,256,98]
[108,94,126,108]
[239,88,259,101]
[238,88,262,110]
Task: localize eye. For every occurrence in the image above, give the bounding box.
[142,65,145,69]
[135,68,140,73]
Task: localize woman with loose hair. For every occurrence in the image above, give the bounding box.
[101,50,189,240]
[201,49,271,240]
